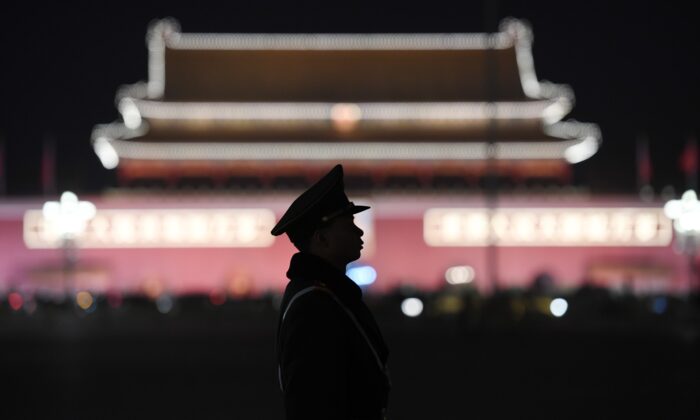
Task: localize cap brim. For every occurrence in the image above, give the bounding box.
[332,204,370,220]
[349,205,370,215]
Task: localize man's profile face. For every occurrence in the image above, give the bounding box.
[318,214,364,265]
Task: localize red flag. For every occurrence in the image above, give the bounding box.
[636,134,652,187]
[41,134,56,195]
[680,137,698,190]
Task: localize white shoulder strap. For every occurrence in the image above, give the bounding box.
[278,286,387,392]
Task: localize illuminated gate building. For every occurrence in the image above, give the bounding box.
[5,19,687,298]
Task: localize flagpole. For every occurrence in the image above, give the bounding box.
[688,135,698,291]
[483,0,500,294]
[685,136,697,191]
[0,136,5,196]
[676,134,699,293]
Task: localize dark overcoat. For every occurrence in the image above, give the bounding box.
[276,252,390,420]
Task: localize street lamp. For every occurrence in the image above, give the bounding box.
[663,189,700,291]
[42,191,96,298]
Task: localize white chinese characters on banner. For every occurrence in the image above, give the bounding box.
[424,208,672,247]
[24,209,277,248]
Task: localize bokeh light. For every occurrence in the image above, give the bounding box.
[549,298,568,317]
[347,265,377,286]
[8,292,23,311]
[445,265,475,285]
[76,291,95,311]
[156,295,174,314]
[401,297,424,317]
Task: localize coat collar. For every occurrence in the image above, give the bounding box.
[286,252,363,302]
[285,252,390,368]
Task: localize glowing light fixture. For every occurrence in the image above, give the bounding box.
[42,192,97,241]
[445,266,475,285]
[549,298,568,317]
[401,298,424,317]
[331,103,362,132]
[664,190,700,234]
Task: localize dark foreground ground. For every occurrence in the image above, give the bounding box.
[2,289,699,420]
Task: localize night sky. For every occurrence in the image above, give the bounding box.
[1,0,698,196]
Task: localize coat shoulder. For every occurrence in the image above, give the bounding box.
[283,285,347,322]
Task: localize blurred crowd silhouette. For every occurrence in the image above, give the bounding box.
[2,278,698,419]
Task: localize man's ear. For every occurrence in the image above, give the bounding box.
[313,228,329,248]
[309,229,326,249]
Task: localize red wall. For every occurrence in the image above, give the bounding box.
[0,195,692,297]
